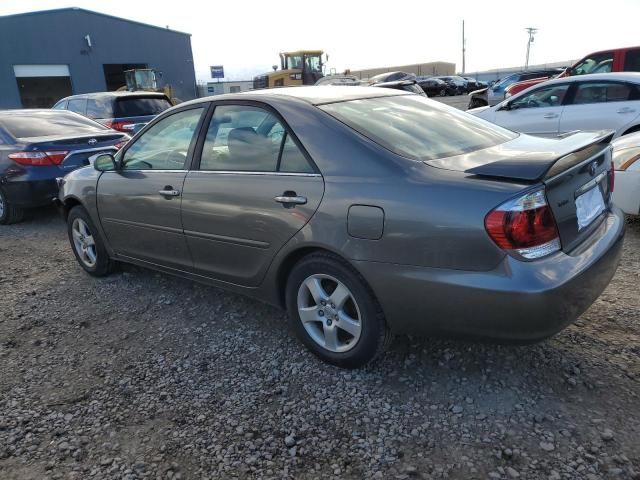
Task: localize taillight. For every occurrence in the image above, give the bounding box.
[8,151,69,166]
[113,140,128,150]
[485,188,560,260]
[105,121,134,132]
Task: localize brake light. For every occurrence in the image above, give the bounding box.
[485,189,560,260]
[105,121,135,132]
[8,151,69,166]
[113,140,128,150]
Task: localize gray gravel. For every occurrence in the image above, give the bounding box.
[1,207,639,480]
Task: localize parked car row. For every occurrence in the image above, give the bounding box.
[52,85,626,368]
[468,72,640,216]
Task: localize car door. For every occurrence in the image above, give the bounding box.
[492,83,570,136]
[558,81,640,135]
[97,106,206,270]
[181,102,324,287]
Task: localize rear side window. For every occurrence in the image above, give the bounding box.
[68,98,87,115]
[86,98,114,119]
[52,100,67,110]
[572,82,632,104]
[0,112,106,138]
[200,104,313,173]
[624,49,640,71]
[114,97,172,117]
[320,95,517,161]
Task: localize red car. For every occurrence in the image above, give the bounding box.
[505,46,640,98]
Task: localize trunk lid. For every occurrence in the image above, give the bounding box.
[426,130,615,253]
[22,133,128,170]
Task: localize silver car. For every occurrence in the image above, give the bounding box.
[59,87,624,368]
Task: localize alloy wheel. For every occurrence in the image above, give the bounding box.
[296,274,362,353]
[71,218,98,268]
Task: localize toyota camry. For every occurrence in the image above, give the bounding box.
[58,87,624,368]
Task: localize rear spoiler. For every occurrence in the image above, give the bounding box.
[464,130,614,182]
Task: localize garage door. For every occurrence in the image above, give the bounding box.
[14,65,73,108]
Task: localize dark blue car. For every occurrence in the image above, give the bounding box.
[0,110,128,224]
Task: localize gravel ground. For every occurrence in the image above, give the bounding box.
[0,208,639,480]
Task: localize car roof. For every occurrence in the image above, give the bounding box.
[59,91,169,101]
[537,72,640,85]
[0,109,85,118]
[180,86,409,107]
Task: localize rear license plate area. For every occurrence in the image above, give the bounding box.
[575,184,605,231]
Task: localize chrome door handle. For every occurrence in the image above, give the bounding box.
[158,189,180,197]
[617,107,635,114]
[543,113,559,119]
[274,195,307,205]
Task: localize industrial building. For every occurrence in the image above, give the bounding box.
[348,61,455,80]
[199,80,254,96]
[0,8,197,109]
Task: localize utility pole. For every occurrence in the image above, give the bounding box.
[524,27,538,70]
[461,20,466,74]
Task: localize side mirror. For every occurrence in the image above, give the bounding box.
[92,153,117,171]
[500,101,512,111]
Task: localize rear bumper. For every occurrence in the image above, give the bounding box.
[1,177,59,208]
[355,208,625,341]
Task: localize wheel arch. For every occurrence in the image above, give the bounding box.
[61,196,84,220]
[275,245,362,309]
[621,124,640,136]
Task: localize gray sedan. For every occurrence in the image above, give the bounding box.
[59,87,624,368]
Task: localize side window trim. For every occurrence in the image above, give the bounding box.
[117,105,207,172]
[192,99,320,174]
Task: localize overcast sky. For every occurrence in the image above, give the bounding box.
[2,0,640,81]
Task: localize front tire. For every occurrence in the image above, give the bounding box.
[67,205,113,276]
[0,188,25,225]
[285,252,392,368]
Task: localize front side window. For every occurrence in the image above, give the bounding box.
[510,84,570,109]
[121,108,203,170]
[199,104,313,173]
[570,52,614,76]
[320,95,517,161]
[572,82,632,104]
[52,100,67,110]
[286,55,303,70]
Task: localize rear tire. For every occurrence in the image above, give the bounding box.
[67,205,113,276]
[0,188,25,225]
[285,252,392,368]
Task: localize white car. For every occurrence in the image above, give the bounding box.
[611,132,640,215]
[469,73,640,138]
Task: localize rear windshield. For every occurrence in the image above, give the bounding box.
[319,95,517,160]
[1,112,107,139]
[114,97,172,117]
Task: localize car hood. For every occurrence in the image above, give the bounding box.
[467,106,491,115]
[425,130,614,182]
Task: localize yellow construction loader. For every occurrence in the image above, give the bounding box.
[119,69,180,104]
[253,50,325,89]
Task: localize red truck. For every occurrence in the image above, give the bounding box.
[505,46,640,98]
